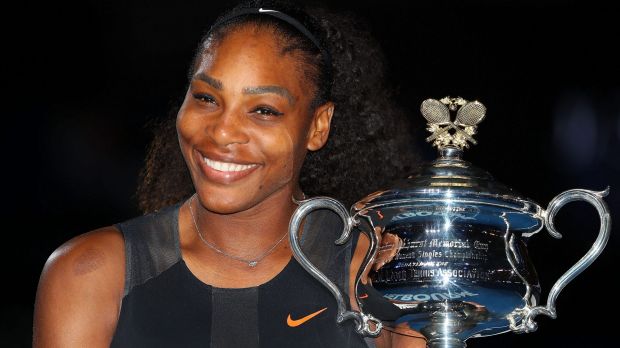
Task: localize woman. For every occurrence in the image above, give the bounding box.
[34,1,423,346]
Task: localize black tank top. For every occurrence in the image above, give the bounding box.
[110,202,369,348]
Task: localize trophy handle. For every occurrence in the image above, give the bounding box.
[289,196,382,337]
[511,187,611,333]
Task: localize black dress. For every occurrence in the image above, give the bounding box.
[110,202,368,348]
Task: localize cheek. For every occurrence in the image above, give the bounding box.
[176,106,200,148]
[280,131,295,182]
[175,106,206,173]
[253,125,306,185]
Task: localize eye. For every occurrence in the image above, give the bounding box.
[251,106,284,117]
[193,93,217,105]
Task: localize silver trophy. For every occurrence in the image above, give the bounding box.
[289,97,611,347]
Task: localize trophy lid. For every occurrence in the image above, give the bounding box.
[354,97,544,233]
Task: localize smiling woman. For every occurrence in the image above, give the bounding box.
[176,23,324,215]
[32,1,420,347]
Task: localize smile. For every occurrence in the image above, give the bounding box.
[203,157,258,172]
[195,150,261,184]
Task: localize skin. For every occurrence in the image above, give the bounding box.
[33,24,424,347]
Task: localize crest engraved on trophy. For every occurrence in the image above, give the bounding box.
[288,97,611,347]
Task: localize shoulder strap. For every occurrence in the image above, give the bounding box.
[115,202,183,297]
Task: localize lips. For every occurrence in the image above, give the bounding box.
[195,149,260,184]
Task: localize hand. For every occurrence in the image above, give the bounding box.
[373,230,403,272]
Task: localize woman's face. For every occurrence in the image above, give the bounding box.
[177,25,333,214]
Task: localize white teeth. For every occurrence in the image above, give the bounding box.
[203,157,257,172]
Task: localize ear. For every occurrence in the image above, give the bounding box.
[306,102,334,151]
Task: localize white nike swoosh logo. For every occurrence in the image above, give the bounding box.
[259,8,278,13]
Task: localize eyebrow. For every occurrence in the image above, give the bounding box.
[243,86,296,106]
[193,72,295,106]
[194,72,223,90]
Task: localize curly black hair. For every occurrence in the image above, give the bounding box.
[136,0,418,213]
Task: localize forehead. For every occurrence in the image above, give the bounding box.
[195,25,311,96]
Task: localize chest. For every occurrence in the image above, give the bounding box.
[111,260,365,348]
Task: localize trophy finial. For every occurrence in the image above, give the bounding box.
[421,97,486,150]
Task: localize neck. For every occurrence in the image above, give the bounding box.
[191,187,302,258]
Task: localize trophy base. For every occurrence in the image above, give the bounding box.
[427,337,466,348]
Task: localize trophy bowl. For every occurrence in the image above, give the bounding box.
[288,97,611,348]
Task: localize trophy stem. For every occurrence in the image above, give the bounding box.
[421,303,469,348]
[427,337,467,348]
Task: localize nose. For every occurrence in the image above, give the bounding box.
[207,108,250,148]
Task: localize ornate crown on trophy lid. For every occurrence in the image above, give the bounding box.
[421,97,486,149]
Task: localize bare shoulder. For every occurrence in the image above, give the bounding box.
[38,226,125,292]
[42,226,125,279]
[34,226,126,347]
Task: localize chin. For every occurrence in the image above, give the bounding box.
[199,195,253,215]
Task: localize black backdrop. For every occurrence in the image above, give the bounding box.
[4,0,619,346]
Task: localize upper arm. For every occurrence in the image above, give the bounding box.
[348,231,372,309]
[349,232,427,348]
[33,226,125,348]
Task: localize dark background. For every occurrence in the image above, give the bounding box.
[4,0,619,346]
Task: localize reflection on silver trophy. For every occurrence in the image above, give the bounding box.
[288,97,612,347]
